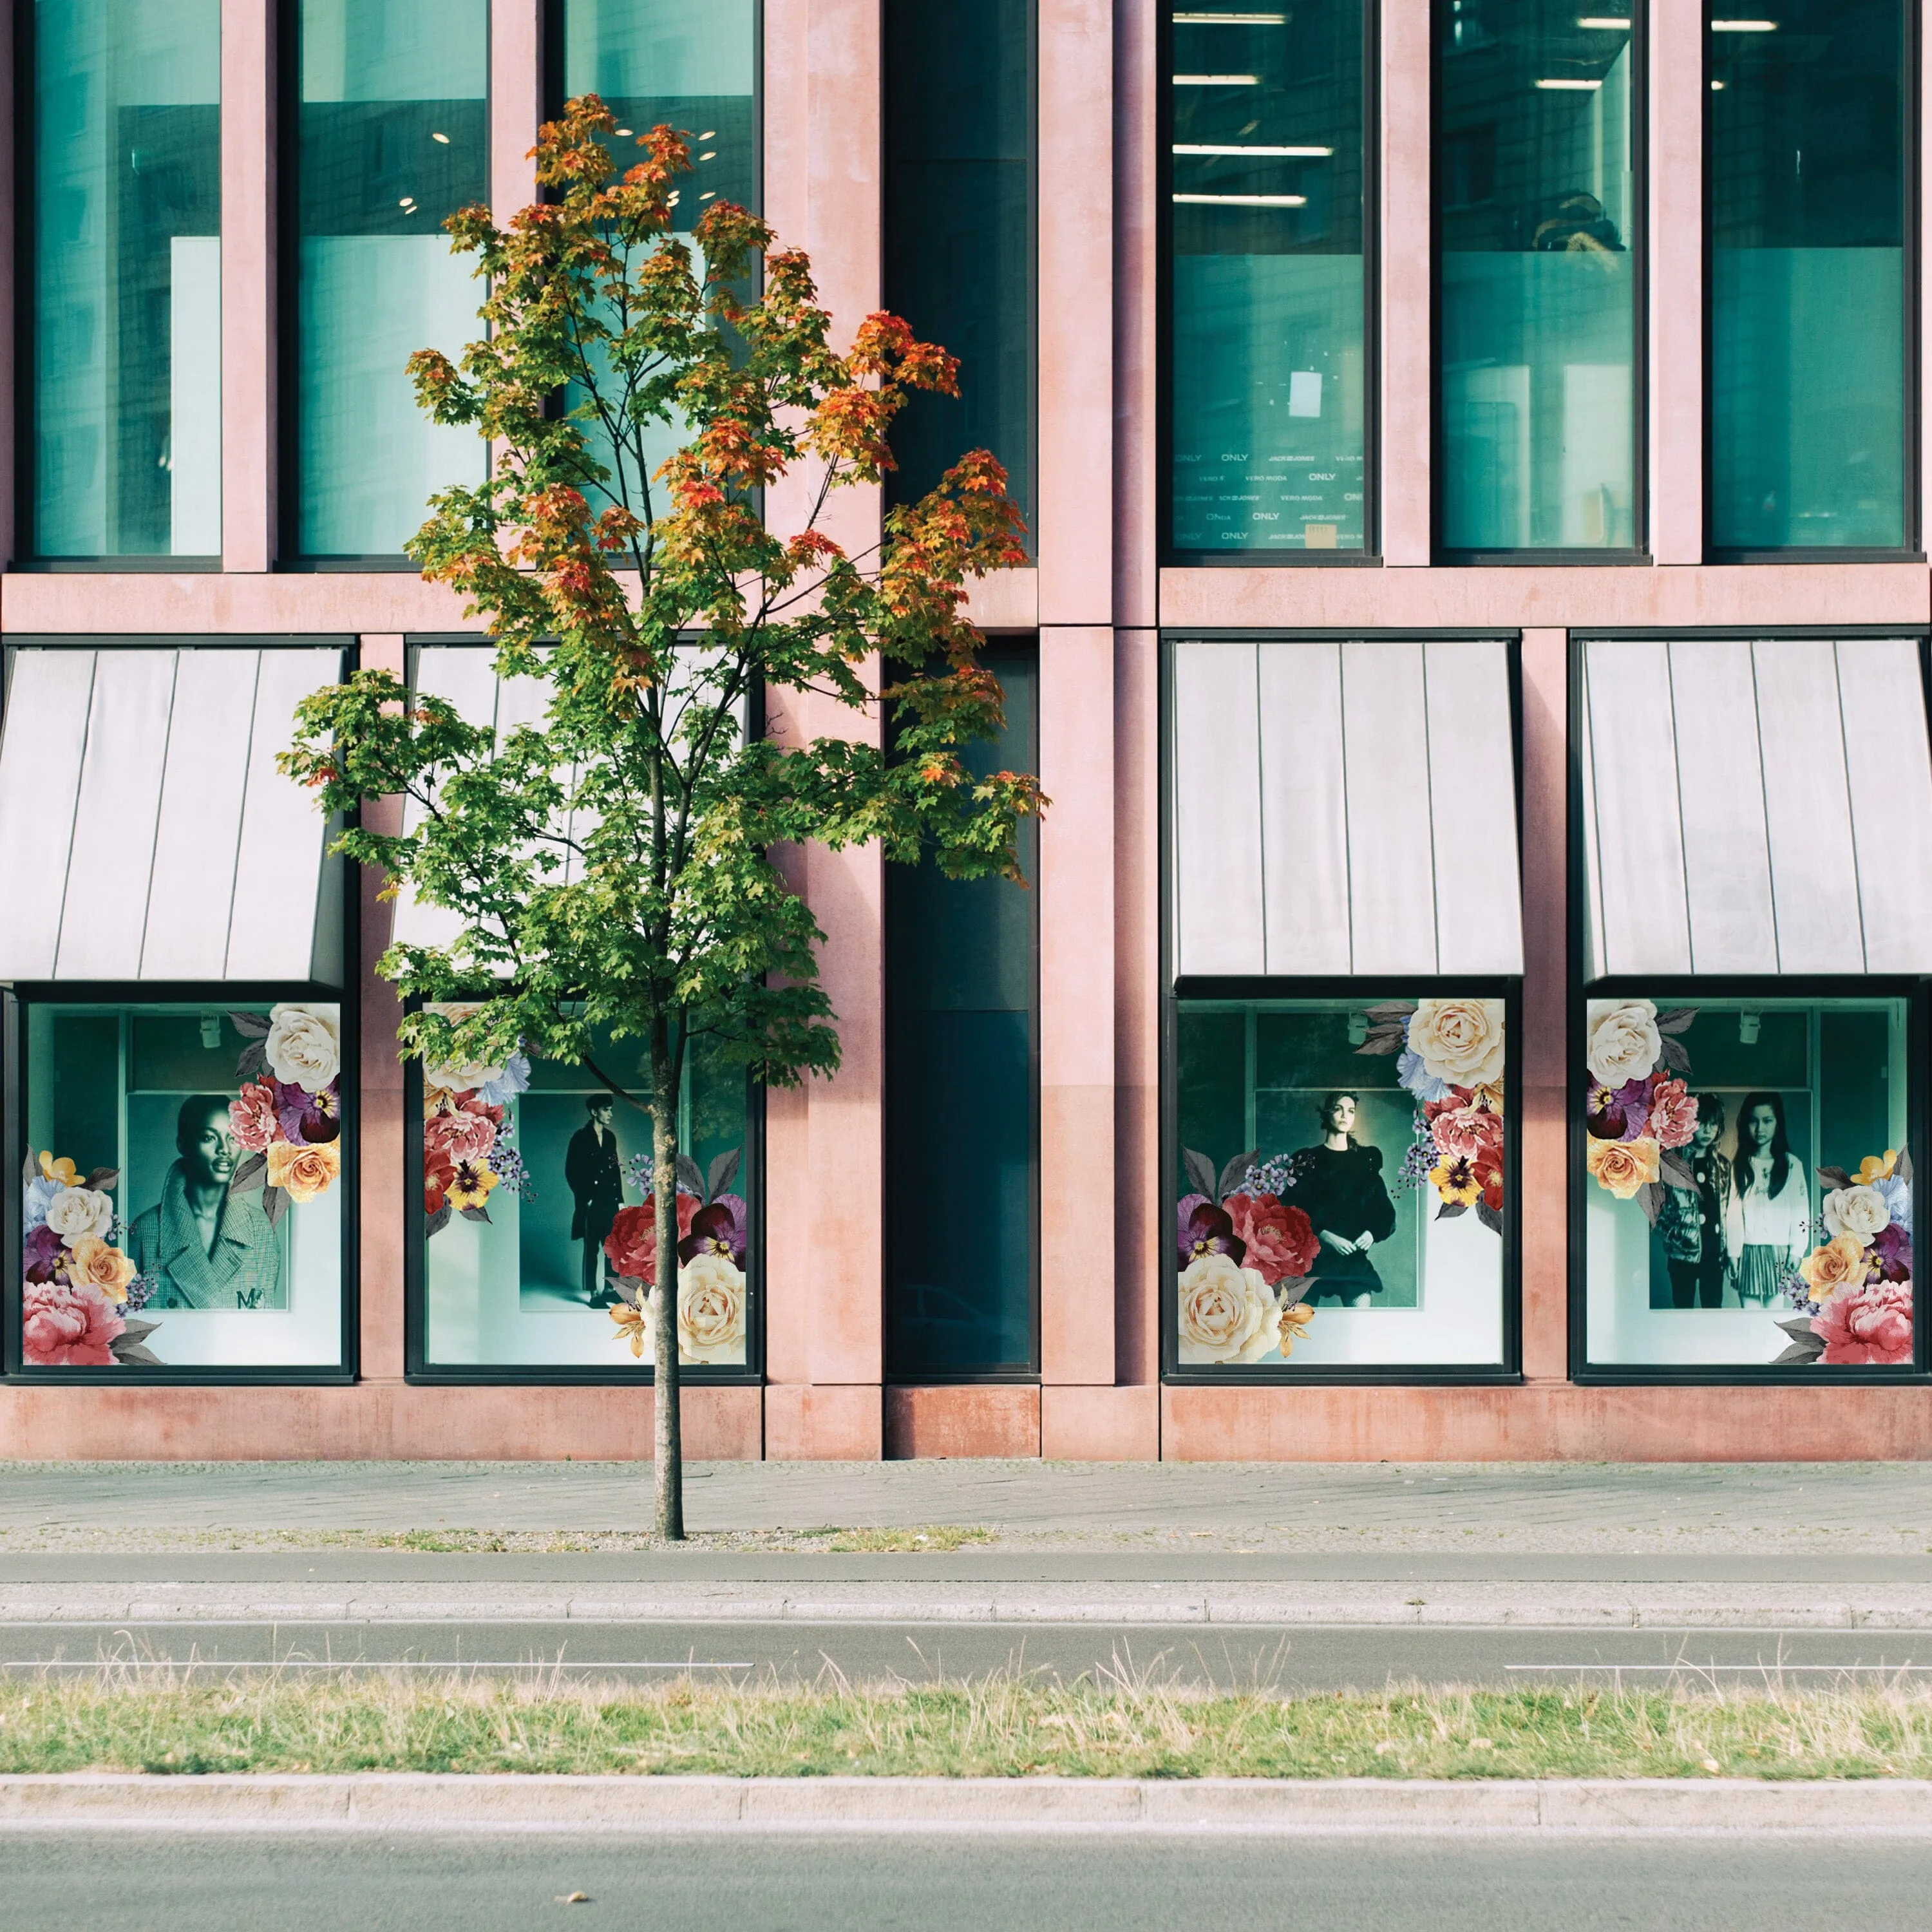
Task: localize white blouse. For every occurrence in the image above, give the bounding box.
[1725,1155,1809,1256]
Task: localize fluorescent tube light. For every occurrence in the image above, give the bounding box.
[1173,11,1288,21]
[1173,73,1260,82]
[1710,17,1777,28]
[1577,14,1630,24]
[1173,192,1307,205]
[1534,77,1602,88]
[1172,143,1334,155]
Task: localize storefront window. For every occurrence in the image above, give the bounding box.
[418,1010,755,1372]
[1435,0,1636,551]
[31,0,222,558]
[16,1001,347,1370]
[1708,1,1908,553]
[555,0,758,518]
[1173,996,1510,1369]
[1168,0,1367,554]
[292,0,488,556]
[1581,995,1917,1370]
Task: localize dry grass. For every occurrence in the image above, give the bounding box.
[4,1664,1932,1779]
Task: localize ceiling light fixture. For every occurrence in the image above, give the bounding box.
[1173,11,1288,21]
[1710,17,1777,28]
[1173,142,1334,156]
[1576,14,1629,25]
[1172,191,1307,205]
[1173,73,1260,84]
[1534,76,1602,88]
[430,131,450,144]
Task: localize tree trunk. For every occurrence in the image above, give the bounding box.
[650,1012,685,1540]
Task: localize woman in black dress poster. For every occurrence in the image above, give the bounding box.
[1280,1090,1398,1307]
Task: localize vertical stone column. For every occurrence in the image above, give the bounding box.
[221,0,276,572]
[1519,628,1569,1381]
[1650,0,1703,564]
[1380,0,1430,565]
[761,0,886,1459]
[491,0,543,220]
[357,636,408,1381]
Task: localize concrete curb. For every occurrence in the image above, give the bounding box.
[7,1584,1932,1629]
[0,1773,1929,1833]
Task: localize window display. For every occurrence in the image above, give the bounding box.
[418,1007,755,1372]
[1581,996,1917,1369]
[1173,996,1510,1370]
[16,1001,346,1370]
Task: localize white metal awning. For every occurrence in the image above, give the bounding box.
[0,645,345,984]
[1579,636,1932,980]
[1170,637,1524,978]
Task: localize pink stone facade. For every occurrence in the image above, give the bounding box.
[5,0,1932,1461]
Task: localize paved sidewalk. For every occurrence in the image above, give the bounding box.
[4,1459,1929,1548]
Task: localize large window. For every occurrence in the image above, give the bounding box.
[553,0,759,518]
[290,0,488,557]
[1435,0,1638,553]
[12,1000,348,1373]
[885,645,1038,1379]
[29,0,222,559]
[415,1011,757,1376]
[1708,1,1908,554]
[1580,994,1920,1372]
[1171,994,1511,1372]
[1167,1,1368,555]
[884,0,1034,529]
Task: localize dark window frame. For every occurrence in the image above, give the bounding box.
[883,632,1042,1385]
[12,1,225,572]
[1158,0,1383,568]
[1,974,361,1385]
[276,0,493,569]
[1430,0,1651,565]
[1701,0,1923,564]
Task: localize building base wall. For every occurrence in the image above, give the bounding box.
[886,1385,1041,1459]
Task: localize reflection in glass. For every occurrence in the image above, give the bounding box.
[1169,2,1366,552]
[294,0,488,556]
[884,0,1035,529]
[421,1022,753,1370]
[19,1003,346,1369]
[32,0,221,557]
[558,0,758,518]
[1174,997,1508,1368]
[1582,996,1915,1368]
[1435,0,1636,551]
[1709,2,1906,551]
[886,646,1038,1377]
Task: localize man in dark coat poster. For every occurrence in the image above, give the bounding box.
[565,1095,623,1306]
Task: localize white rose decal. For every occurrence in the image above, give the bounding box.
[264,1003,341,1089]
[44,1186,114,1244]
[677,1252,748,1363]
[1823,1185,1891,1244]
[1585,999,1662,1086]
[1177,1252,1280,1365]
[1406,998,1506,1088]
[422,1000,509,1091]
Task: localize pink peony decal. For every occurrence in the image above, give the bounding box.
[423,1105,498,1168]
[229,1080,281,1155]
[604,1193,700,1285]
[1225,1191,1320,1286]
[23,1278,126,1366]
[1646,1077,1699,1151]
[1813,1280,1914,1366]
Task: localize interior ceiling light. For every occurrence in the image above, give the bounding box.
[1173,142,1334,156]
[430,131,450,144]
[1173,73,1260,84]
[1173,11,1288,21]
[1710,17,1777,28]
[1711,78,1726,88]
[1173,191,1306,205]
[1576,15,1629,25]
[1535,77,1602,88]
[699,131,715,140]
[615,127,633,136]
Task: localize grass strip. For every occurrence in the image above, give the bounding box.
[3,1674,1932,1779]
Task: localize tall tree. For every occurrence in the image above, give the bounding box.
[284,99,1039,1537]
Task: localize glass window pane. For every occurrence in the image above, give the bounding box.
[1168,2,1367,554]
[886,646,1039,1378]
[32,0,222,558]
[1435,1,1636,551]
[1582,996,1915,1368]
[294,0,488,557]
[1708,2,1907,551]
[557,0,758,522]
[19,1001,346,1370]
[885,0,1036,532]
[1173,996,1509,1369]
[421,1017,755,1370]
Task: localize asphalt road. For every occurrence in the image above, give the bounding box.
[10,1618,1932,1689]
[5,1830,1930,1931]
